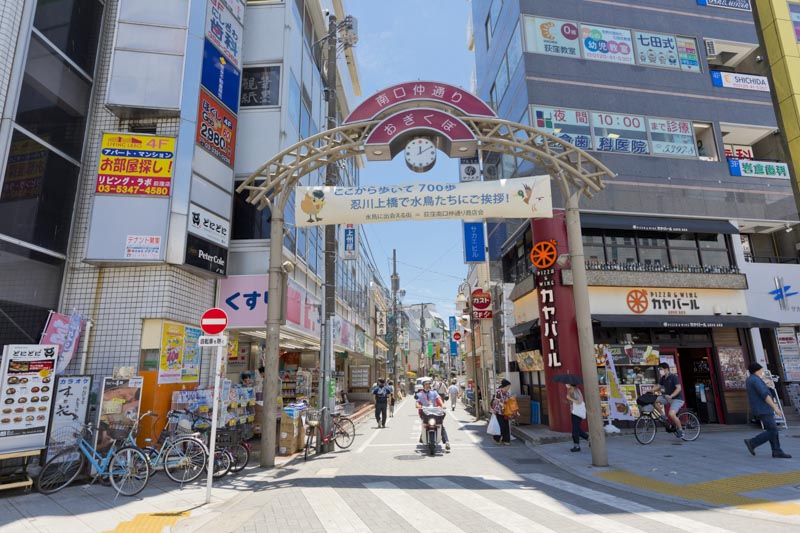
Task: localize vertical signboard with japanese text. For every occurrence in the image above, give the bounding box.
[463,221,486,263]
[340,224,358,260]
[449,316,459,357]
[46,375,92,461]
[0,344,59,453]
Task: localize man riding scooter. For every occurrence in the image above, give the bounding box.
[415,379,450,452]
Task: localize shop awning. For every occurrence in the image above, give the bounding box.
[581,214,739,234]
[593,314,778,329]
[511,319,538,337]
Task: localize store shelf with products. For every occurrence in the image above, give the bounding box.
[596,344,662,422]
[170,384,256,437]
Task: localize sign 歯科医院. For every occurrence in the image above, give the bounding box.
[196,89,237,167]
[188,203,230,248]
[95,133,175,197]
[592,111,649,155]
[295,176,552,227]
[580,24,635,65]
[710,71,769,92]
[185,234,227,276]
[728,158,790,179]
[463,221,486,263]
[201,39,241,115]
[206,0,242,70]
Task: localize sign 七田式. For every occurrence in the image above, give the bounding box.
[728,159,790,179]
[592,111,649,154]
[532,106,592,150]
[189,203,230,248]
[206,0,242,70]
[524,17,581,58]
[196,89,237,167]
[463,221,486,263]
[710,71,769,92]
[95,133,175,197]
[633,31,680,69]
[201,39,241,114]
[295,176,552,227]
[580,24,635,65]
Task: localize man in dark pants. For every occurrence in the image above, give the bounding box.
[371,377,392,428]
[744,363,791,458]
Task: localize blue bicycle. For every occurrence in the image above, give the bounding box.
[36,422,150,496]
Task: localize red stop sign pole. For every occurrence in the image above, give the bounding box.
[201,307,228,335]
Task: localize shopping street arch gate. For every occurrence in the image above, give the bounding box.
[237,81,615,467]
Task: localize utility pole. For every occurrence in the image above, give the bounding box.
[389,250,399,387]
[320,14,338,451]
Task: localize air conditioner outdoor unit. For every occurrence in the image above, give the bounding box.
[704,39,717,57]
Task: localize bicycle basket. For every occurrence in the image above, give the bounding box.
[305,409,323,426]
[334,402,354,416]
[107,424,133,441]
[636,392,658,407]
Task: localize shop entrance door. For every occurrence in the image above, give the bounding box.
[676,347,723,423]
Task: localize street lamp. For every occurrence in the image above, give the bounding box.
[456,282,481,421]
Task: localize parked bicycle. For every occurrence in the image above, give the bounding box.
[139,409,208,483]
[37,420,150,496]
[304,406,356,460]
[181,411,236,478]
[634,398,701,444]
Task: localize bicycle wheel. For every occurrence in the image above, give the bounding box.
[304,426,320,460]
[142,446,159,475]
[634,416,657,445]
[228,443,250,473]
[37,448,85,494]
[108,446,150,496]
[334,420,355,449]
[163,438,207,483]
[211,449,232,478]
[679,411,701,441]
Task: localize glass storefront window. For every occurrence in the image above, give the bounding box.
[701,249,730,267]
[0,130,80,253]
[639,247,669,266]
[670,248,700,266]
[34,0,103,74]
[667,232,696,247]
[605,245,637,264]
[697,233,727,249]
[16,35,92,159]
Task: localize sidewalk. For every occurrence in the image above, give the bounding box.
[513,421,800,522]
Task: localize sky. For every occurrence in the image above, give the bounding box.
[345,0,475,319]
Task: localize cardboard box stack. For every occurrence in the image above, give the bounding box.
[278,406,305,455]
[515,395,532,425]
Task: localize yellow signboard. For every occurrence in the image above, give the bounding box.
[159,322,202,384]
[95,133,175,197]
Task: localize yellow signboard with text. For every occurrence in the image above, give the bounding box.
[95,133,175,197]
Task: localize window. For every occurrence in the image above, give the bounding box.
[233,188,271,240]
[0,130,80,253]
[507,23,523,75]
[16,35,92,159]
[288,71,301,130]
[582,231,605,263]
[605,232,637,264]
[33,0,104,74]
[495,56,509,103]
[637,232,668,267]
[667,233,700,267]
[241,66,281,107]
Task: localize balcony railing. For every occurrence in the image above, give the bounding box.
[744,254,800,265]
[585,261,740,274]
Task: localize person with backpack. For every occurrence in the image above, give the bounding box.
[371,377,392,428]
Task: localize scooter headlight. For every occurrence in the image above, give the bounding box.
[428,418,436,425]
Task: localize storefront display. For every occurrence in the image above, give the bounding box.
[0,344,59,454]
[97,377,143,454]
[717,346,747,391]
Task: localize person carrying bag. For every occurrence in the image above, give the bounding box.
[490,379,515,445]
[565,383,589,452]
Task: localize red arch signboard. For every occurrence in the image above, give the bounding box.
[344,81,496,124]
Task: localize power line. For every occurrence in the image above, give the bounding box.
[396,259,464,280]
[406,241,460,285]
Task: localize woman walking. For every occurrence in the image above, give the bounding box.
[565,383,589,452]
[491,379,513,445]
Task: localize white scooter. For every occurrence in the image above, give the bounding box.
[420,406,446,456]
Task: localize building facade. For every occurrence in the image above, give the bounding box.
[473,0,800,428]
[0,1,387,413]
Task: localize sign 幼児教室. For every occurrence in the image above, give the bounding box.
[95,133,175,197]
[295,176,552,227]
[580,24,635,65]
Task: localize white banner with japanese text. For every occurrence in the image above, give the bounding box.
[295,176,552,227]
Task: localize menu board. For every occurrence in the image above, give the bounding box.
[717,347,747,391]
[159,322,202,384]
[649,118,696,157]
[591,111,649,154]
[97,377,143,454]
[350,366,370,388]
[532,106,592,149]
[580,24,634,64]
[0,344,59,453]
[46,375,92,461]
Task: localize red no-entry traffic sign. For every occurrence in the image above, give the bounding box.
[453,332,462,341]
[200,308,228,335]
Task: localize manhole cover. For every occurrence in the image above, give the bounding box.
[514,458,544,464]
[395,455,425,461]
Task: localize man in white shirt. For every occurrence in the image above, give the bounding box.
[447,381,460,411]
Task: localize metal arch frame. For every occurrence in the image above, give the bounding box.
[235,117,616,210]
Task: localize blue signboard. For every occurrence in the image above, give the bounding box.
[728,157,743,176]
[449,316,458,357]
[710,70,724,88]
[463,221,486,263]
[201,38,241,114]
[696,0,751,11]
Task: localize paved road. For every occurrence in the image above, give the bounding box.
[175,398,798,532]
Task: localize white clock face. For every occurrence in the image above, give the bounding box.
[404,138,436,172]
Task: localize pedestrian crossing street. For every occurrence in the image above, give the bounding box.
[299,472,735,533]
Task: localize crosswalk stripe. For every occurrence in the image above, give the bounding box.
[420,477,556,533]
[480,476,645,533]
[301,487,371,533]
[523,474,731,533]
[364,481,464,533]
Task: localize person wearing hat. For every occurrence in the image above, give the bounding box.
[490,379,515,445]
[371,377,392,428]
[744,363,791,458]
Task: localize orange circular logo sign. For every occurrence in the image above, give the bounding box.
[530,240,558,269]
[626,289,649,314]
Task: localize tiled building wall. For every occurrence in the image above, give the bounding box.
[0,0,23,117]
[60,0,216,384]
